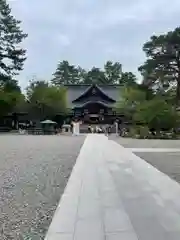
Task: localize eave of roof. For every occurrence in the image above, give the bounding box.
[73,100,115,108]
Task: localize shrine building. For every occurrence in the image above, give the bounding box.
[64,84,124,124]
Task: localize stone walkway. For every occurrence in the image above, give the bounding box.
[129,148,180,152]
[45,134,180,240]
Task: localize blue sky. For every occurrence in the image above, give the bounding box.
[8,0,180,89]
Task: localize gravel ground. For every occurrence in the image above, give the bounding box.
[0,135,85,240]
[135,152,180,184]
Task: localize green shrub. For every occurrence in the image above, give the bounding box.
[122,125,179,139]
[127,126,150,139]
[134,98,180,131]
[138,126,150,139]
[129,127,139,138]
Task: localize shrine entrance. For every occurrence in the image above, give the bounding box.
[76,102,111,124]
[64,84,126,130]
[83,114,104,124]
[70,84,119,124]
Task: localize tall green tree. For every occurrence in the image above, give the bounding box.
[77,66,87,83]
[115,84,154,120]
[104,61,122,84]
[0,88,25,117]
[52,60,138,85]
[2,77,21,92]
[83,67,106,84]
[26,80,49,100]
[116,87,146,112]
[120,72,137,86]
[0,0,27,81]
[52,60,80,85]
[116,86,179,130]
[0,0,27,117]
[134,98,179,130]
[139,27,180,104]
[26,80,67,119]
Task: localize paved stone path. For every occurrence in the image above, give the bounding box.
[129,148,180,152]
[45,134,180,240]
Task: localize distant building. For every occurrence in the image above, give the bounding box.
[1,84,125,130]
[64,84,124,124]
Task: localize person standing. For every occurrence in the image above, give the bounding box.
[114,120,119,136]
[72,119,81,136]
[72,120,77,136]
[108,124,112,135]
[70,121,73,133]
[88,125,92,133]
[105,124,109,136]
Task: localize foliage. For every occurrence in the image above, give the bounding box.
[139,27,180,104]
[120,72,137,86]
[52,60,136,85]
[126,125,179,139]
[83,67,106,84]
[137,84,154,100]
[121,86,147,103]
[52,61,80,85]
[0,0,27,79]
[26,80,67,119]
[117,83,180,135]
[128,126,150,139]
[0,74,21,92]
[104,61,122,84]
[0,0,27,118]
[138,126,151,139]
[0,88,25,116]
[26,80,49,100]
[128,127,140,138]
[134,97,179,130]
[116,86,146,117]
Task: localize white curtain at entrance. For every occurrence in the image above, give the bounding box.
[72,122,80,135]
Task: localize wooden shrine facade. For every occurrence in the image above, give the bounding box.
[65,84,124,124]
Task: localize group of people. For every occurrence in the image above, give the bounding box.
[88,124,113,135]
[69,119,120,136]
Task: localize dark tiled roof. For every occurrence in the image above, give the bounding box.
[64,84,122,108]
[99,85,121,101]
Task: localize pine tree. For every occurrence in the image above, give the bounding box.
[0,0,27,82]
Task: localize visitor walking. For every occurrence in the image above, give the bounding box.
[108,125,112,135]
